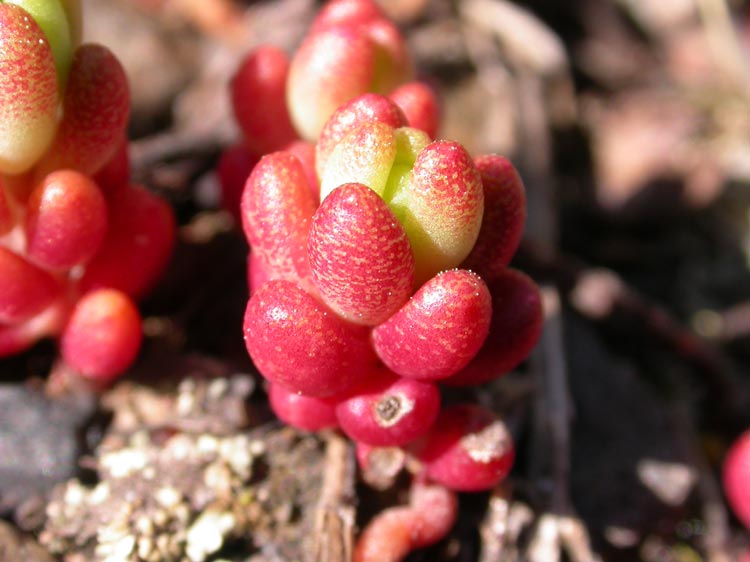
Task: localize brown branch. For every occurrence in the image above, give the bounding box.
[310,431,356,562]
[528,288,571,513]
[525,288,601,562]
[478,484,536,562]
[478,487,512,562]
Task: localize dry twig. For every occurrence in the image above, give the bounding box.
[478,485,535,562]
[526,289,602,562]
[310,432,356,562]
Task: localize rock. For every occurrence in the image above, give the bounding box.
[41,376,351,562]
[0,520,55,562]
[0,384,97,524]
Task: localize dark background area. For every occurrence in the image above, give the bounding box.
[1,1,748,561]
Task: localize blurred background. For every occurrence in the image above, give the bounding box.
[2,1,749,561]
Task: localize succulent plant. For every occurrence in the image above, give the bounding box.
[0,0,175,381]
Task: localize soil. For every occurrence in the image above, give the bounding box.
[1,0,749,561]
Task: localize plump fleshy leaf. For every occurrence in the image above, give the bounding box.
[0,182,14,235]
[36,43,129,177]
[61,289,142,382]
[0,4,58,175]
[0,246,61,324]
[354,480,457,562]
[231,46,298,155]
[443,268,542,387]
[268,382,338,432]
[400,141,484,284]
[287,27,376,141]
[80,185,175,300]
[412,404,515,492]
[461,155,526,280]
[336,370,440,446]
[319,120,398,203]
[311,0,384,33]
[25,170,108,270]
[388,81,440,139]
[5,0,74,86]
[723,431,750,528]
[216,143,258,222]
[241,151,317,293]
[373,269,491,380]
[243,280,377,397]
[308,182,414,325]
[316,93,406,180]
